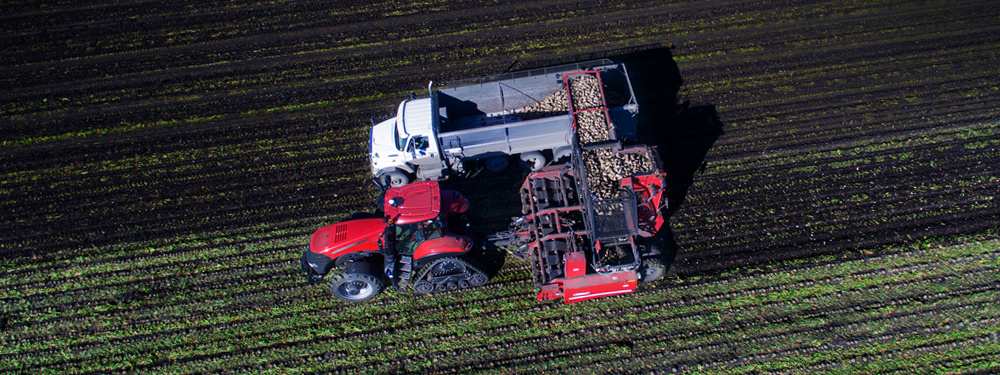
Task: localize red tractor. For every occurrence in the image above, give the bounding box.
[301,180,488,302]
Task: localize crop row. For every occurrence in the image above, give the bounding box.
[289,254,1000,373]
[4,237,995,372]
[3,0,999,372]
[6,0,980,146]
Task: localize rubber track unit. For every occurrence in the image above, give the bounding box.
[410,257,488,294]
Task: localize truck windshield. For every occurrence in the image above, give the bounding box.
[394,124,405,151]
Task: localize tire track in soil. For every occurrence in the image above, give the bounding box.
[670,150,999,272]
[682,154,998,235]
[3,0,984,145]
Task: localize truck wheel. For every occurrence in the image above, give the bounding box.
[485,156,509,172]
[553,146,573,162]
[519,152,546,171]
[328,273,383,302]
[639,257,666,282]
[382,170,409,187]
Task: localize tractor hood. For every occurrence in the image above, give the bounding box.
[309,218,383,258]
[384,180,441,225]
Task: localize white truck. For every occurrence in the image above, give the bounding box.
[369,59,639,188]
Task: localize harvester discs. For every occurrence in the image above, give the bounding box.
[639,257,666,282]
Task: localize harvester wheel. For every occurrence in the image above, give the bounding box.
[485,156,509,172]
[519,152,546,171]
[639,257,666,282]
[328,273,383,302]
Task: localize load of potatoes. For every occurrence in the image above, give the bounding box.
[568,75,613,145]
[513,90,568,120]
[582,147,654,199]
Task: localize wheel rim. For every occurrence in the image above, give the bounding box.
[337,280,373,300]
[521,153,545,170]
[645,267,663,280]
[526,157,542,169]
[431,259,465,276]
[554,148,573,161]
[389,175,406,187]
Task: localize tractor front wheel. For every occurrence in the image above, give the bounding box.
[328,273,383,302]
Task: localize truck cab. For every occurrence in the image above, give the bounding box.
[370,97,449,188]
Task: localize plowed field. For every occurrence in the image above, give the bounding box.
[2,0,998,373]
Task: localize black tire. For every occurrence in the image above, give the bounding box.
[328,273,383,302]
[485,156,509,172]
[519,151,547,171]
[382,170,410,187]
[639,257,666,282]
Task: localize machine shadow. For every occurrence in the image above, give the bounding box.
[613,46,725,274]
[446,45,724,278]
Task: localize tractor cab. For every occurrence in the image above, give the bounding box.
[382,180,472,261]
[303,180,486,303]
[393,219,444,255]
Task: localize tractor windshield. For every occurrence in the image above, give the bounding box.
[394,219,443,255]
